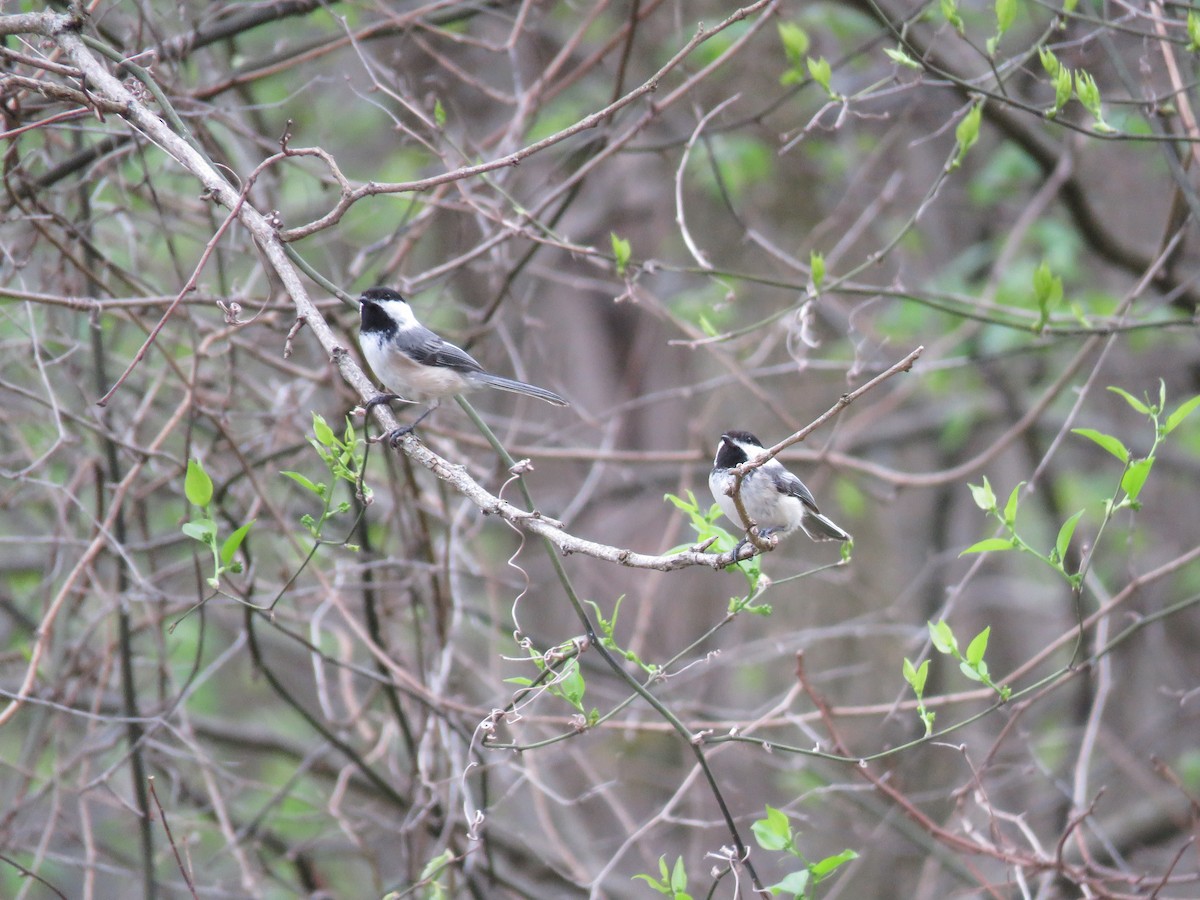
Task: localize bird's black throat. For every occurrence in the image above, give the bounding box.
[359,299,398,338]
[716,432,760,469]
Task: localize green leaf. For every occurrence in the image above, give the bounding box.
[1038,46,1060,77]
[670,855,688,892]
[810,250,826,290]
[768,871,810,896]
[903,657,928,694]
[1189,11,1200,52]
[929,619,958,656]
[1165,393,1200,434]
[1074,71,1098,111]
[418,849,454,883]
[1072,428,1129,463]
[312,413,336,448]
[752,806,793,852]
[994,0,1018,38]
[884,47,922,69]
[1055,509,1084,561]
[433,98,446,128]
[1049,67,1073,117]
[611,232,632,276]
[219,520,255,567]
[664,491,700,512]
[777,21,810,63]
[952,101,983,169]
[1121,457,1153,501]
[1003,482,1023,527]
[631,872,671,895]
[959,660,985,682]
[1032,262,1062,328]
[966,627,990,666]
[281,470,323,495]
[1074,70,1112,130]
[940,0,964,32]
[185,458,213,508]
[811,849,859,879]
[1107,385,1150,415]
[968,477,996,511]
[960,538,1017,555]
[807,56,833,94]
[182,519,217,545]
[558,661,586,708]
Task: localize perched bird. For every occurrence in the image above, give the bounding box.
[357,287,567,440]
[709,430,851,545]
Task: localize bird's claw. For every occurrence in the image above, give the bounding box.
[384,425,415,447]
[364,392,403,414]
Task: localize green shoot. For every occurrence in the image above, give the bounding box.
[182,458,254,590]
[281,413,370,544]
[751,805,858,897]
[633,855,692,898]
[665,491,765,607]
[903,657,935,736]
[929,620,1011,700]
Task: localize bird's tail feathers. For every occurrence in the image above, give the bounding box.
[474,373,569,406]
[800,511,851,542]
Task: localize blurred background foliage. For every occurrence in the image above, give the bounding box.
[2,0,1200,897]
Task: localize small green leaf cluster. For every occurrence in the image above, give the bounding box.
[611,231,632,277]
[751,806,858,897]
[809,251,826,294]
[986,0,1018,56]
[1074,384,1200,515]
[633,855,691,899]
[281,413,370,543]
[1031,260,1063,332]
[182,458,254,590]
[963,476,1084,590]
[883,45,922,69]
[586,596,658,675]
[963,382,1200,591]
[929,620,1010,700]
[664,491,766,609]
[777,21,839,99]
[506,637,598,724]
[902,656,934,736]
[941,0,964,34]
[951,101,983,170]
[1039,48,1114,131]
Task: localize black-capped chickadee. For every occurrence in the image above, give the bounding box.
[709,430,851,545]
[358,287,567,438]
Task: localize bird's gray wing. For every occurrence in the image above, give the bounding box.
[775,470,820,511]
[407,327,486,375]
